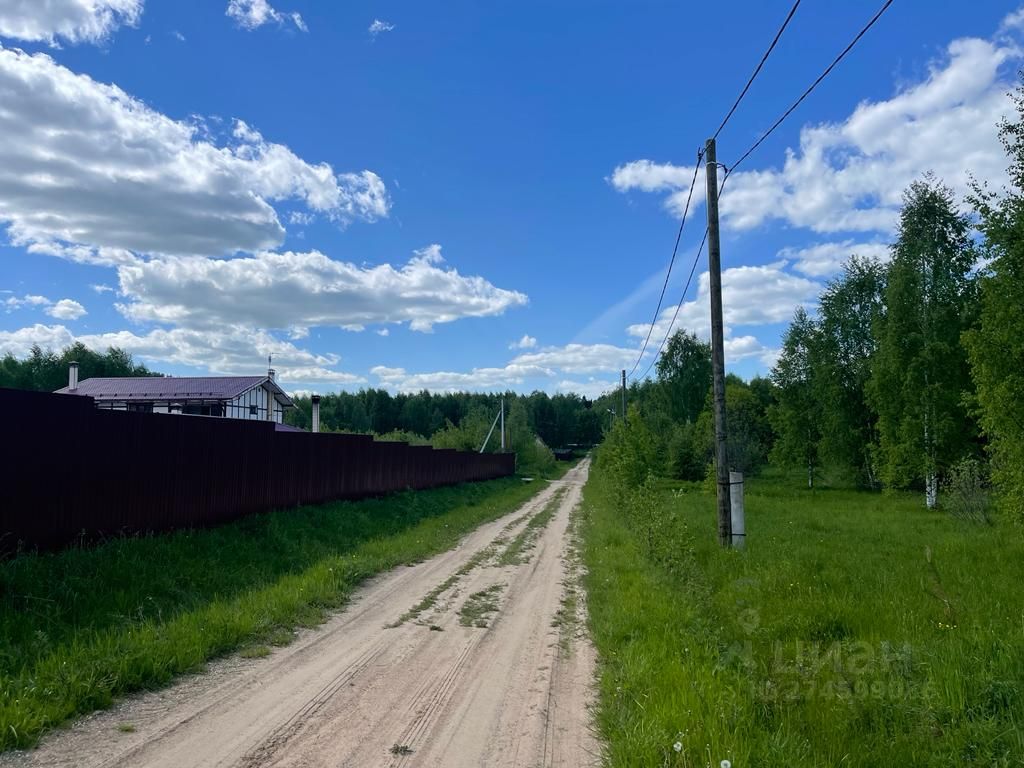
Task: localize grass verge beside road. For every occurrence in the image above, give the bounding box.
[582,470,1024,767]
[0,466,570,751]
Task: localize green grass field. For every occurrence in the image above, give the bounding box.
[582,470,1024,767]
[0,468,568,751]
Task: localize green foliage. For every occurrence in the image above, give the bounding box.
[768,307,821,485]
[287,388,602,448]
[696,381,772,475]
[374,430,432,446]
[868,177,979,496]
[429,400,557,476]
[664,421,705,481]
[525,390,604,447]
[0,343,158,392]
[942,457,991,525]
[655,330,712,425]
[965,80,1024,523]
[430,406,495,451]
[0,476,551,750]
[583,466,1024,767]
[594,405,660,502]
[815,256,887,484]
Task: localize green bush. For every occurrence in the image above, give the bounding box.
[594,406,660,503]
[942,457,992,524]
[664,422,705,481]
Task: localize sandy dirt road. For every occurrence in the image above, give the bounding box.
[3,459,599,768]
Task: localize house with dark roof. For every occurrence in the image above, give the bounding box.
[55,363,295,424]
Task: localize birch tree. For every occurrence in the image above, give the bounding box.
[768,307,821,487]
[868,177,977,507]
[815,256,886,486]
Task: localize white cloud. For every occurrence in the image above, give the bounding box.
[509,334,537,350]
[555,378,617,399]
[0,323,74,355]
[609,159,699,193]
[5,293,87,320]
[171,29,185,42]
[625,262,818,373]
[0,0,142,46]
[369,341,641,393]
[46,298,86,320]
[368,19,394,38]
[371,363,552,393]
[611,24,1019,236]
[226,0,305,32]
[4,294,51,310]
[0,47,387,261]
[90,283,114,293]
[627,262,819,343]
[723,334,777,363]
[509,343,639,375]
[377,328,389,337]
[113,245,528,333]
[1002,8,1024,32]
[779,240,891,277]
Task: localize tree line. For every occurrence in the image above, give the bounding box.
[0,343,157,391]
[286,389,604,450]
[601,83,1024,522]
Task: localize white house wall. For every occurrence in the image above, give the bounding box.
[92,383,285,423]
[225,384,284,423]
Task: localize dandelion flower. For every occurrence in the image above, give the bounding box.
[721,761,732,768]
[673,741,683,753]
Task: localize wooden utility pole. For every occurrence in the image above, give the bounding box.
[705,138,732,547]
[620,369,627,423]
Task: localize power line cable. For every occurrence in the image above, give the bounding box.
[624,149,703,379]
[631,0,892,380]
[628,1,801,381]
[727,0,894,176]
[712,0,802,140]
[638,224,709,382]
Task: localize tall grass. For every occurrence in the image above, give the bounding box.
[0,471,563,750]
[582,469,1024,767]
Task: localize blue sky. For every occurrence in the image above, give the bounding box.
[0,0,1019,397]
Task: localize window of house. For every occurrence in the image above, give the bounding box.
[183,404,225,417]
[250,404,258,416]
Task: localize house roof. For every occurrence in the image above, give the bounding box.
[55,376,294,407]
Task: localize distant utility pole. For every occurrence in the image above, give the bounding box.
[500,397,506,451]
[620,369,627,424]
[705,138,732,548]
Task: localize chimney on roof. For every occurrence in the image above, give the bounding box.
[268,367,276,382]
[68,361,79,391]
[311,394,321,433]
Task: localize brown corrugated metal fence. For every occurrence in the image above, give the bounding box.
[0,388,516,552]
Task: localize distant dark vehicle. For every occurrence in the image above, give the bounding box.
[554,446,591,461]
